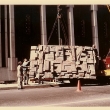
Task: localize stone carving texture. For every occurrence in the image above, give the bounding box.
[29,45,96,80]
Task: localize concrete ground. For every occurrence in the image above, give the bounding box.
[0,80,61,90]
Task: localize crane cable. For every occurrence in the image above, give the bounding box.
[60,13,69,45]
[60,20,68,45]
[38,17,58,55]
[47,17,58,44]
[48,6,69,45]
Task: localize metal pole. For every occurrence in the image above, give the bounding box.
[57,5,61,45]
[40,5,47,45]
[91,5,99,53]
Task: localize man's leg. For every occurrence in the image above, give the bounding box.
[23,71,26,85]
[26,73,29,84]
[20,76,23,89]
[18,77,23,89]
[17,77,20,89]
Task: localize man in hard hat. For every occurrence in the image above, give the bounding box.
[17,61,23,89]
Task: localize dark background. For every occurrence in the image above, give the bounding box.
[12,5,110,61]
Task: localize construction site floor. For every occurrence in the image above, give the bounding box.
[0,81,61,90]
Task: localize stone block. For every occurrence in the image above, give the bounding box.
[80,52,87,56]
[64,65,72,72]
[55,56,64,61]
[60,72,66,76]
[38,64,43,73]
[84,73,90,78]
[84,46,92,50]
[78,70,84,73]
[30,67,36,72]
[38,59,43,64]
[30,50,37,60]
[78,73,84,77]
[79,56,87,61]
[81,64,87,71]
[54,63,61,73]
[43,46,50,53]
[87,51,93,55]
[31,46,37,50]
[65,50,71,56]
[72,65,77,72]
[87,54,94,60]
[65,73,70,78]
[29,45,97,80]
[88,64,95,74]
[87,59,96,63]
[39,51,44,60]
[38,45,43,51]
[45,52,54,60]
[55,46,63,51]
[44,72,53,78]
[49,45,56,51]
[44,60,50,71]
[53,60,63,64]
[56,50,64,57]
[73,74,77,78]
[29,71,35,76]
[30,60,38,67]
[63,46,71,49]
[51,65,53,72]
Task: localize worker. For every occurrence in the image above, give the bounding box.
[92,44,99,57]
[92,44,99,70]
[22,58,30,85]
[17,61,23,89]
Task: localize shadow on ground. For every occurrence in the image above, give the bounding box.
[58,79,110,87]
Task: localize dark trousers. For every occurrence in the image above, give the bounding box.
[23,71,29,84]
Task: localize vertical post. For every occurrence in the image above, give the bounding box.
[4,5,8,67]
[57,5,61,45]
[8,5,17,70]
[67,5,75,46]
[40,5,47,45]
[76,79,82,92]
[67,5,76,63]
[0,6,2,67]
[91,5,99,53]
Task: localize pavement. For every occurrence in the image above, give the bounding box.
[0,81,61,90]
